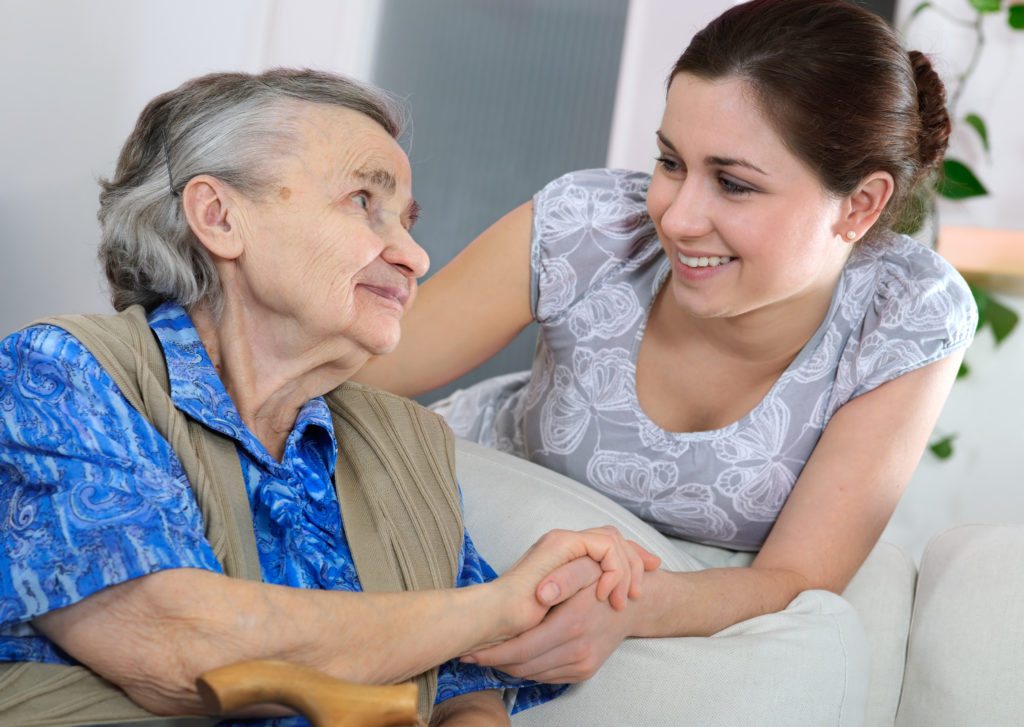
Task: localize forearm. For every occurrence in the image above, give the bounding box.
[631,566,812,638]
[430,690,509,726]
[34,568,519,716]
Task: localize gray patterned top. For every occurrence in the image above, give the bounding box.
[433,169,977,550]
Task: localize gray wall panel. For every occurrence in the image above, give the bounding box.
[372,0,628,403]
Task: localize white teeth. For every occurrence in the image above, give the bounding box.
[677,253,733,268]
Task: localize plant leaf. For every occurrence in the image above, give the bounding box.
[929,434,956,459]
[1010,4,1024,28]
[969,0,1001,12]
[957,360,970,379]
[937,159,988,199]
[971,282,990,333]
[909,1,933,19]
[964,113,990,152]
[985,295,1020,344]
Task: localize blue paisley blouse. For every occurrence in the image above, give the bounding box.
[0,302,562,723]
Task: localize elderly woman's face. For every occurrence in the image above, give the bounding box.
[233,104,428,358]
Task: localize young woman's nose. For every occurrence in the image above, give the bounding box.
[660,180,713,241]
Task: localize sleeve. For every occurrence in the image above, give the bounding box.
[0,325,222,630]
[530,168,654,324]
[433,525,568,713]
[843,238,979,401]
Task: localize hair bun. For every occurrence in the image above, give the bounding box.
[909,50,951,171]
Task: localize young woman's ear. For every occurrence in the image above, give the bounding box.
[181,175,244,260]
[837,171,895,243]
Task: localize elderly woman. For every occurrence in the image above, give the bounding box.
[0,69,654,727]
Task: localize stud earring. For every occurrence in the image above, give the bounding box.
[845,231,857,241]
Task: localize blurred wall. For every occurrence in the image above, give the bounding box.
[0,0,382,335]
[372,0,628,404]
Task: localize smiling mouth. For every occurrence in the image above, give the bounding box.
[677,253,734,268]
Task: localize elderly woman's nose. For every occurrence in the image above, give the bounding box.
[384,227,430,279]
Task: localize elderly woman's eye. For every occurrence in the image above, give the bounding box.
[352,192,370,210]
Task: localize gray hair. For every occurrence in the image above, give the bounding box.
[98,68,405,313]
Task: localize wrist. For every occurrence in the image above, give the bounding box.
[628,568,676,638]
[475,578,535,648]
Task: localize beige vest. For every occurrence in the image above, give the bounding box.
[0,305,462,726]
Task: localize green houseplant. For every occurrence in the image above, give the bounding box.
[899,0,1023,458]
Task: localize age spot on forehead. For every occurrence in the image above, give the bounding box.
[278,186,292,200]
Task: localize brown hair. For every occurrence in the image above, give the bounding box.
[671,0,950,237]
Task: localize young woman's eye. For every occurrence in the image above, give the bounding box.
[655,155,682,174]
[719,177,752,196]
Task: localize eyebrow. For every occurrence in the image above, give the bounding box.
[353,165,421,228]
[656,131,768,177]
[353,166,397,194]
[407,200,422,229]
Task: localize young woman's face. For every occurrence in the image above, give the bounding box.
[647,73,852,322]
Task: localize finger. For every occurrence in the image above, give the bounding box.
[533,527,634,608]
[604,527,635,609]
[489,641,588,683]
[600,570,628,611]
[526,662,594,684]
[583,528,623,605]
[628,543,644,601]
[536,557,602,607]
[463,616,565,668]
[629,541,662,571]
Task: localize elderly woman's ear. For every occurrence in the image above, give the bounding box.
[182,175,245,261]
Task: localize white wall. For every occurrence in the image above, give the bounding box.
[606,0,734,173]
[0,0,381,335]
[607,0,1024,560]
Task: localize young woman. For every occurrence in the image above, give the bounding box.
[357,1,976,722]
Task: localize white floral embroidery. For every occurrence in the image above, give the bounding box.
[648,483,738,543]
[539,364,590,454]
[567,283,642,341]
[536,256,578,322]
[573,347,634,411]
[585,449,677,503]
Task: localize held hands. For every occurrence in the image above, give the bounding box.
[463,582,633,683]
[493,526,659,642]
[535,526,661,612]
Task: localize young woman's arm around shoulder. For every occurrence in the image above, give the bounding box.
[463,350,963,682]
[354,202,535,397]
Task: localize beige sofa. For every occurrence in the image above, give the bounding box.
[456,439,1024,727]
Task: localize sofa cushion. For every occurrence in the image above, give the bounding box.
[896,524,1024,727]
[456,438,916,726]
[844,541,917,727]
[456,438,698,572]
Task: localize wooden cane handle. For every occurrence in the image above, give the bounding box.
[196,660,419,727]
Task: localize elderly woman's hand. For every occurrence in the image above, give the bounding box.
[492,526,660,640]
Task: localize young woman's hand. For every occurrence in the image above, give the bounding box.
[462,581,638,683]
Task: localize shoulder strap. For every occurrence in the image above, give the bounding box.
[0,662,215,727]
[326,381,464,719]
[38,306,262,582]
